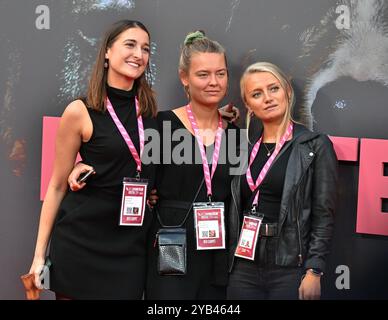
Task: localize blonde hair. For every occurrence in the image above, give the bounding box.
[178,31,227,98]
[240,62,295,143]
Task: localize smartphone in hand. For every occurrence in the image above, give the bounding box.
[77,169,95,183]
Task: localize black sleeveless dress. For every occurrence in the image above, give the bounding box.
[49,86,157,299]
[146,110,240,299]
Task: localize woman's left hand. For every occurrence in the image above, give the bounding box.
[219,103,240,123]
[68,162,94,191]
[298,272,321,300]
[147,189,159,209]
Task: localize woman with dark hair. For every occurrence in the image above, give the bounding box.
[64,27,241,300]
[28,20,158,299]
[227,62,338,300]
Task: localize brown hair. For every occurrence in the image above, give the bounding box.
[86,20,157,117]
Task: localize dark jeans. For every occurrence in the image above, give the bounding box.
[227,237,303,300]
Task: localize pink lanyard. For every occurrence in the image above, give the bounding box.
[186,104,223,201]
[106,97,144,176]
[246,122,293,210]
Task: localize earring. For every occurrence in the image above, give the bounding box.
[184,85,190,100]
[104,60,109,68]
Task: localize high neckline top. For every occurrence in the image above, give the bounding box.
[79,82,159,191]
[106,84,137,102]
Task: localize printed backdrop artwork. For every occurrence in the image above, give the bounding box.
[1,0,387,299]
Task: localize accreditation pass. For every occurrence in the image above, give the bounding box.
[119,178,148,226]
[193,202,225,250]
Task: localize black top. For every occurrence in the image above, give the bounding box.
[49,85,158,299]
[79,85,157,193]
[151,110,240,287]
[156,110,240,206]
[241,140,291,223]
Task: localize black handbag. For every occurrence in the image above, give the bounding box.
[155,178,204,276]
[156,227,187,275]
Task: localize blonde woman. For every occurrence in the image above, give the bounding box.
[227,62,338,300]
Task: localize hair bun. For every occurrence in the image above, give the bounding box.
[184,30,206,45]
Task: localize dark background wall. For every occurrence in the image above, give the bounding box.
[1,0,387,299]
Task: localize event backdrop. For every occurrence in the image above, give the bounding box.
[1,0,387,299]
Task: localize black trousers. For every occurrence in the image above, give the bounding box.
[227,237,303,300]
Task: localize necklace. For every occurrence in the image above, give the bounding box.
[263,143,276,157]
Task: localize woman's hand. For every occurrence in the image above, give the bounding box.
[28,256,46,289]
[68,162,95,191]
[147,189,159,209]
[299,271,321,300]
[219,103,240,123]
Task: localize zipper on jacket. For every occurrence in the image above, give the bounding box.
[295,153,314,267]
[277,142,315,268]
[296,212,303,266]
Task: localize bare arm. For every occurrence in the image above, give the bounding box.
[29,100,88,287]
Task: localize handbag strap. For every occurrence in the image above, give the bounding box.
[156,178,205,228]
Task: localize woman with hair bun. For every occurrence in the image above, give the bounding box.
[65,29,240,300]
[145,30,240,300]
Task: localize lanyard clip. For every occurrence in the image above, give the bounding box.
[135,171,141,181]
[251,204,257,215]
[208,194,212,204]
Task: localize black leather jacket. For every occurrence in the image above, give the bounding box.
[229,124,338,273]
